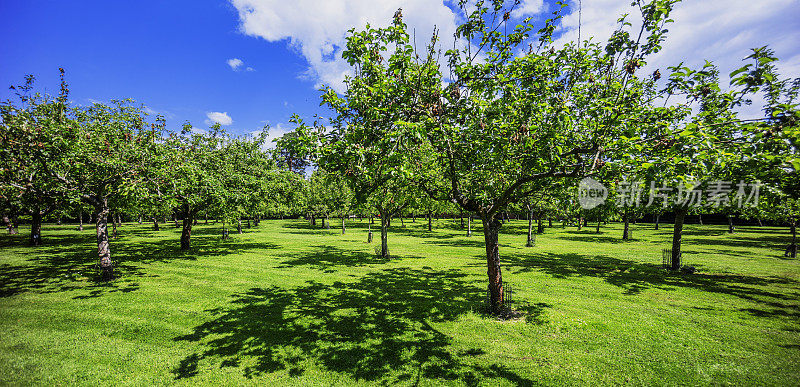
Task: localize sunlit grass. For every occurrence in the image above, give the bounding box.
[1,218,798,385]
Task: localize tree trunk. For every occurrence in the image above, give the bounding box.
[481,215,504,314]
[246,218,251,228]
[537,218,544,234]
[577,217,583,231]
[111,212,118,239]
[427,212,432,232]
[583,218,588,227]
[341,216,346,234]
[173,214,179,228]
[698,213,703,226]
[380,212,389,258]
[205,213,208,225]
[786,222,797,258]
[672,208,687,270]
[727,215,735,233]
[78,212,84,231]
[311,213,316,226]
[180,210,193,250]
[757,218,763,227]
[655,214,660,230]
[526,210,534,247]
[367,222,373,243]
[29,211,42,246]
[95,201,113,281]
[324,215,330,229]
[548,218,552,228]
[400,216,405,227]
[467,215,472,237]
[237,219,243,234]
[153,217,160,231]
[3,214,18,234]
[596,220,601,233]
[623,214,630,241]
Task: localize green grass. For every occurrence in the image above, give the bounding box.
[1,218,798,385]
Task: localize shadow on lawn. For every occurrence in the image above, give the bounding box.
[500,251,799,318]
[0,230,275,298]
[273,245,413,270]
[174,267,545,384]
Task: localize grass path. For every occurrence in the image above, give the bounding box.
[1,219,798,385]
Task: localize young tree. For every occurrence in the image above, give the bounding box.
[0,71,71,245]
[415,0,678,312]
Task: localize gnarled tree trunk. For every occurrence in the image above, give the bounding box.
[95,200,113,281]
[622,214,630,241]
[481,215,504,314]
[29,210,42,246]
[672,208,688,270]
[427,211,432,232]
[180,210,194,250]
[526,210,534,247]
[379,210,389,258]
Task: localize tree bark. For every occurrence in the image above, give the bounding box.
[467,215,472,237]
[180,210,193,250]
[152,217,160,231]
[111,212,118,239]
[698,213,703,226]
[672,208,687,270]
[95,200,113,281]
[367,222,373,243]
[78,212,84,231]
[622,214,630,241]
[237,219,243,234]
[526,210,534,247]
[4,214,18,234]
[727,215,735,234]
[596,220,601,234]
[655,214,660,230]
[537,218,544,234]
[548,218,552,228]
[786,221,797,258]
[341,216,346,234]
[29,210,42,246]
[173,214,179,228]
[481,215,504,314]
[427,211,432,232]
[380,211,389,258]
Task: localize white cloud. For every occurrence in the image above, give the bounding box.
[513,0,544,18]
[227,58,244,70]
[205,111,234,126]
[552,0,800,116]
[229,0,484,93]
[250,122,294,149]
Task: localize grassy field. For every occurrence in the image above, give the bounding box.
[0,218,798,385]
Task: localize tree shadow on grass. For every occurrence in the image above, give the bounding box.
[273,245,406,271]
[173,267,544,384]
[499,252,800,318]
[0,231,276,299]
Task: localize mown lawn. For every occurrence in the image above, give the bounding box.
[1,218,798,385]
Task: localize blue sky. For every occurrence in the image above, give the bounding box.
[0,1,322,137]
[2,0,799,140]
